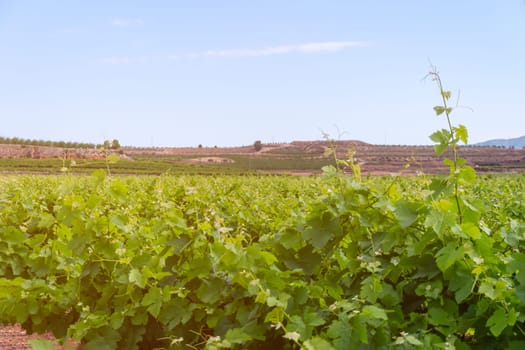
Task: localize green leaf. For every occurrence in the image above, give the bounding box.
[196,278,224,304]
[436,242,465,272]
[302,337,336,350]
[394,200,418,228]
[259,251,278,266]
[327,320,352,349]
[433,144,448,157]
[29,339,56,350]
[428,306,450,326]
[82,330,119,350]
[285,246,322,275]
[279,228,302,250]
[288,315,307,339]
[266,292,291,308]
[509,341,525,350]
[91,169,106,182]
[131,309,148,326]
[141,287,162,318]
[379,283,401,307]
[303,227,332,249]
[459,166,476,184]
[415,280,443,299]
[405,335,423,346]
[434,106,446,116]
[430,129,451,144]
[507,253,525,285]
[351,317,368,344]
[303,211,341,249]
[425,200,457,236]
[448,267,474,303]
[4,227,26,244]
[110,313,124,330]
[360,276,382,303]
[264,307,285,325]
[361,305,388,321]
[478,280,495,300]
[455,124,468,144]
[321,165,338,177]
[303,310,326,327]
[461,222,480,239]
[37,213,55,229]
[224,328,252,344]
[110,180,128,196]
[128,268,146,288]
[507,307,518,326]
[441,90,452,100]
[486,308,507,336]
[429,129,451,156]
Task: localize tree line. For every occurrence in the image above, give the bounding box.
[0,136,121,149]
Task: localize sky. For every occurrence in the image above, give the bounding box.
[1,1,524,147]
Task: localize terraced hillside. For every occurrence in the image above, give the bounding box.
[0,140,524,175]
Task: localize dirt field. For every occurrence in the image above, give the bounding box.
[0,324,77,350]
[0,140,524,174]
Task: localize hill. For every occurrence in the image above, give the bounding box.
[1,139,524,175]
[474,135,525,149]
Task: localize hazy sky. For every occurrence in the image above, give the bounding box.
[1,1,524,147]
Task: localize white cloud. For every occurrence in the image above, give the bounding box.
[203,41,365,58]
[111,18,144,27]
[98,41,365,65]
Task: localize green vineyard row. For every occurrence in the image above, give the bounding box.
[0,170,524,349]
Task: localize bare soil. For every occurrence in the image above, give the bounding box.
[0,324,78,350]
[0,144,106,160]
[0,140,524,175]
[0,325,31,350]
[123,140,525,174]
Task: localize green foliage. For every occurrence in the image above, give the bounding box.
[102,139,121,150]
[427,68,475,225]
[0,173,523,349]
[0,68,524,349]
[0,136,97,149]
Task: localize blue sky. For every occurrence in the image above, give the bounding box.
[1,1,524,147]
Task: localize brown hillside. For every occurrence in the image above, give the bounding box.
[0,144,106,160]
[121,140,525,174]
[0,140,524,174]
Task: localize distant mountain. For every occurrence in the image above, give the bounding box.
[474,135,525,149]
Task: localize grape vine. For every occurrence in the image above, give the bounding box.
[0,70,523,349]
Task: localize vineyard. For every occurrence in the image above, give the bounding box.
[1,72,525,349]
[0,169,524,349]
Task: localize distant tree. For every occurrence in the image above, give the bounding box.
[198,144,203,148]
[254,140,262,152]
[112,139,121,149]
